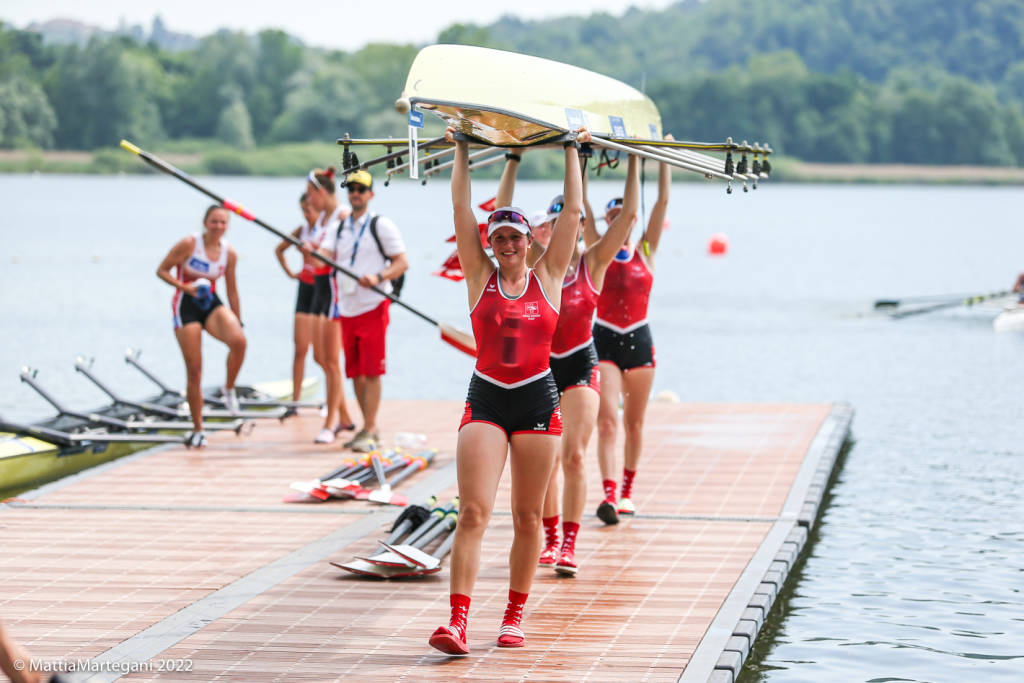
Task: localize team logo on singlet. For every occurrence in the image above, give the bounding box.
[524,301,539,319]
[187,257,210,273]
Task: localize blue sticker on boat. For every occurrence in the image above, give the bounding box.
[609,116,626,138]
[649,123,659,139]
[408,110,424,128]
[565,108,585,129]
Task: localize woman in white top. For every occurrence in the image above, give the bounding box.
[156,205,246,447]
[303,167,356,443]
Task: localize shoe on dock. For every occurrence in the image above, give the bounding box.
[314,428,335,444]
[538,543,558,568]
[429,626,469,655]
[348,431,379,453]
[617,498,635,516]
[554,549,578,576]
[185,431,207,449]
[596,500,619,525]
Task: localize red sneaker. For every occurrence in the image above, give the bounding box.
[497,624,525,648]
[554,548,578,576]
[538,543,559,567]
[596,500,619,525]
[429,626,469,655]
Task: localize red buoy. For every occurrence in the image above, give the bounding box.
[708,233,728,256]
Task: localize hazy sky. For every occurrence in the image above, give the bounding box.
[2,0,678,50]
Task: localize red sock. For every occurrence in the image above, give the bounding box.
[561,521,580,552]
[621,469,636,499]
[602,479,618,503]
[542,515,559,547]
[449,593,470,640]
[502,589,529,629]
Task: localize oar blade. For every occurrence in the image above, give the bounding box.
[440,323,477,357]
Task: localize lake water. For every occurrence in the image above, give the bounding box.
[1,174,1022,680]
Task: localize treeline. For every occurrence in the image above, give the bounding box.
[2,0,1023,166]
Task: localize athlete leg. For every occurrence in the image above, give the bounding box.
[292,312,314,401]
[621,366,655,471]
[322,319,352,430]
[560,387,599,524]
[507,433,559,593]
[174,323,204,432]
[203,306,246,390]
[450,423,510,597]
[310,315,326,370]
[596,362,623,483]
[352,374,381,434]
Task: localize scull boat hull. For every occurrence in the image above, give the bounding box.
[993,306,1024,333]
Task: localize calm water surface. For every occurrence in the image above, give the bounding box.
[1,175,1022,681]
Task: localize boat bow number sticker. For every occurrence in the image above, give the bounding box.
[565,108,585,131]
[408,110,423,179]
[609,116,627,138]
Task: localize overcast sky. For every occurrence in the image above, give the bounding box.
[3,0,678,51]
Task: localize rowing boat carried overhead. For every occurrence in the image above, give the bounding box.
[338,45,772,191]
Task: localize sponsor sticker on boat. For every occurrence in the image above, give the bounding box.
[408,110,424,128]
[609,116,626,137]
[565,108,586,130]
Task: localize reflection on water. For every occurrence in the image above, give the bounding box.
[2,176,1023,679]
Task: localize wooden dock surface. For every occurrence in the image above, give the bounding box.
[1,400,851,682]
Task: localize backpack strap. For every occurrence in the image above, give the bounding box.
[369,215,390,261]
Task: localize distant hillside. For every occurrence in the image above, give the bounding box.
[24,15,198,51]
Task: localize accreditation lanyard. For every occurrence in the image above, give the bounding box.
[346,212,372,267]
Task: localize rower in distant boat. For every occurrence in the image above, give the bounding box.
[428,126,589,656]
[588,136,673,524]
[156,205,247,447]
[274,193,328,416]
[305,167,356,444]
[1014,272,1024,303]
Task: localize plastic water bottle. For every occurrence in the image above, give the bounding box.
[193,278,214,311]
[395,432,427,450]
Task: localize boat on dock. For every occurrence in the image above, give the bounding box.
[1,357,319,499]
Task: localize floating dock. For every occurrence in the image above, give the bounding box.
[1,400,852,682]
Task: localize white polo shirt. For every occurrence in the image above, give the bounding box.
[322,210,406,318]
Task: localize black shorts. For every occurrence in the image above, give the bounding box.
[295,280,315,314]
[550,343,600,394]
[174,292,223,330]
[592,323,656,371]
[311,273,332,317]
[459,372,562,438]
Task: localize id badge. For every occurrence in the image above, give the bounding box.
[341,275,357,295]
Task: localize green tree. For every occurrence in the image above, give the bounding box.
[0,75,57,148]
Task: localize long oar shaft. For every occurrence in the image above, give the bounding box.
[890,290,1013,319]
[119,140,474,355]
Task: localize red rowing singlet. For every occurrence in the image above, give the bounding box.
[595,245,652,333]
[470,269,559,388]
[551,252,600,357]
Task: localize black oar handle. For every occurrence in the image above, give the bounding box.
[120,140,438,327]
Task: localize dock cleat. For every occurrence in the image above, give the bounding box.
[617,498,635,516]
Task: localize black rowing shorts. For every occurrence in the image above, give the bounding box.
[175,292,223,330]
[459,372,562,438]
[592,323,656,372]
[550,343,600,394]
[311,273,332,317]
[296,280,315,314]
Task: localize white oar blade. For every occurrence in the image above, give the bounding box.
[355,550,417,568]
[330,559,391,578]
[380,541,441,570]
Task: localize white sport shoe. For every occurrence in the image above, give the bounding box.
[186,431,207,449]
[224,387,240,414]
[314,428,336,444]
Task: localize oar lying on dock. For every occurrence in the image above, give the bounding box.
[360,450,437,505]
[333,499,459,578]
[372,505,459,571]
[285,452,408,503]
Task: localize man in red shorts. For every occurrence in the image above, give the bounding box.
[320,170,408,452]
